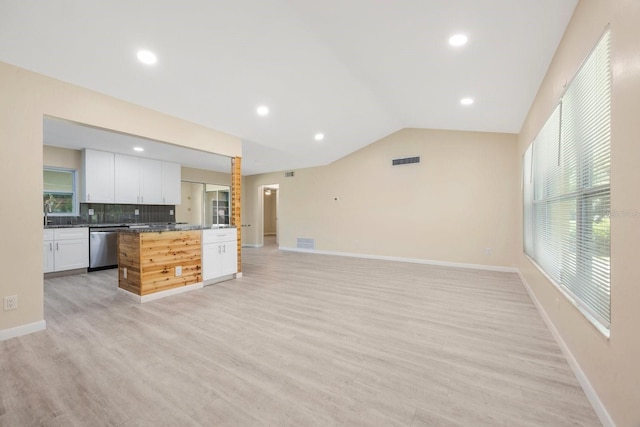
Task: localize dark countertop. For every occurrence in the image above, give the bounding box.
[45,222,189,229]
[44,224,91,229]
[45,223,237,232]
[120,225,237,233]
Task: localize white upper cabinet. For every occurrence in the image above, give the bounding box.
[114,154,140,204]
[139,158,162,204]
[114,155,164,204]
[161,161,181,205]
[86,150,180,205]
[82,149,114,203]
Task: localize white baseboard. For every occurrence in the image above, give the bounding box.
[517,271,614,427]
[118,282,204,303]
[278,247,518,273]
[0,320,47,341]
[242,243,263,248]
[203,274,236,286]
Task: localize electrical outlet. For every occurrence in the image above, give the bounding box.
[88,208,94,215]
[134,209,139,216]
[175,266,182,277]
[4,295,18,311]
[169,209,174,215]
[485,247,493,255]
[123,267,127,279]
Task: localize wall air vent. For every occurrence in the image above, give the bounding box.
[296,237,315,250]
[392,156,420,166]
[284,171,295,177]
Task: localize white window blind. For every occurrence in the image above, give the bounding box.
[524,31,611,332]
[523,144,534,256]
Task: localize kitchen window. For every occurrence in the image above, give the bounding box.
[523,30,611,335]
[43,167,78,216]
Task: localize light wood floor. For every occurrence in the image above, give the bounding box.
[1,243,600,426]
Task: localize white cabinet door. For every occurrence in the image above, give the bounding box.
[161,161,181,205]
[47,228,89,272]
[202,229,237,281]
[114,154,140,204]
[220,241,238,276]
[83,149,114,203]
[54,239,89,271]
[139,158,162,204]
[202,244,222,281]
[43,240,54,273]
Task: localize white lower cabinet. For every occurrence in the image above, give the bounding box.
[43,230,55,273]
[43,228,89,273]
[202,228,238,282]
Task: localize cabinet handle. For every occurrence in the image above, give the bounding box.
[56,243,59,251]
[141,196,143,203]
[49,243,52,251]
[87,194,90,201]
[223,244,226,253]
[218,245,221,254]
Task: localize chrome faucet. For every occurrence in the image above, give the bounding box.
[44,202,52,226]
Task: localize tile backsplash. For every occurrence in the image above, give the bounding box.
[46,203,175,226]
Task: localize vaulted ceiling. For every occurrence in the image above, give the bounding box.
[0,0,577,175]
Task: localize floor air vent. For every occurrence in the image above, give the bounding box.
[392,156,420,166]
[296,237,315,250]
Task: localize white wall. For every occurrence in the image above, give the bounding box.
[263,190,277,235]
[244,128,517,268]
[0,61,240,337]
[515,1,640,425]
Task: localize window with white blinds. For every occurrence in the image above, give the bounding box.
[523,30,611,333]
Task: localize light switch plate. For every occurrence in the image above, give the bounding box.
[88,208,94,215]
[170,209,174,215]
[135,209,139,216]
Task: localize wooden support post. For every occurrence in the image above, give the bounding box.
[231,156,242,273]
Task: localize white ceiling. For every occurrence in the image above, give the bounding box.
[43,117,233,172]
[0,0,577,175]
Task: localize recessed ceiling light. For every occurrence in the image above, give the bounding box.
[460,97,474,106]
[314,133,325,141]
[256,105,269,116]
[449,34,468,47]
[136,50,157,65]
[133,147,144,152]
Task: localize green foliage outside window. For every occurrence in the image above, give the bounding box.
[44,192,74,214]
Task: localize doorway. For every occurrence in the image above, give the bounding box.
[262,184,279,247]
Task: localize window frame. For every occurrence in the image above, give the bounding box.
[43,167,79,216]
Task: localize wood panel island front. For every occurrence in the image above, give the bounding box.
[117,226,238,302]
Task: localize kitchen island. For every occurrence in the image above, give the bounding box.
[118,225,239,302]
[118,225,237,302]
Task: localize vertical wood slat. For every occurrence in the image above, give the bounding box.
[118,232,141,295]
[231,156,242,273]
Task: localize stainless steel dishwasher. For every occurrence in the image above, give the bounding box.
[89,227,128,271]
